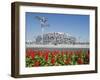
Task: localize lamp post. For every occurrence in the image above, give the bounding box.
[35,16,49,44]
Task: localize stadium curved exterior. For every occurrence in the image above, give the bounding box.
[36,32,76,45]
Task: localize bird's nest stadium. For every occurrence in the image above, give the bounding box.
[26,16,89,48]
[26,32,89,48]
[35,32,76,45]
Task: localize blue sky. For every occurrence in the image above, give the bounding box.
[25,12,89,42]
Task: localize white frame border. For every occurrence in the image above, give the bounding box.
[19,5,96,75]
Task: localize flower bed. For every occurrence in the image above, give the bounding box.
[26,49,89,67]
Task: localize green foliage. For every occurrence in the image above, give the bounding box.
[26,49,89,67]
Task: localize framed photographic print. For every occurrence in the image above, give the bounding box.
[11,2,98,78]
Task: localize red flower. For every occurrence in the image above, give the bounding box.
[75,49,82,58]
[75,50,80,56]
[34,61,40,66]
[69,50,73,58]
[66,50,68,55]
[51,51,56,57]
[37,50,43,57]
[26,49,35,59]
[51,58,55,64]
[77,58,83,64]
[61,50,65,56]
[26,49,32,56]
[44,53,49,61]
[70,50,74,55]
[56,50,60,54]
[65,58,71,65]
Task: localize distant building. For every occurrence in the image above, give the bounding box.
[35,32,76,45]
